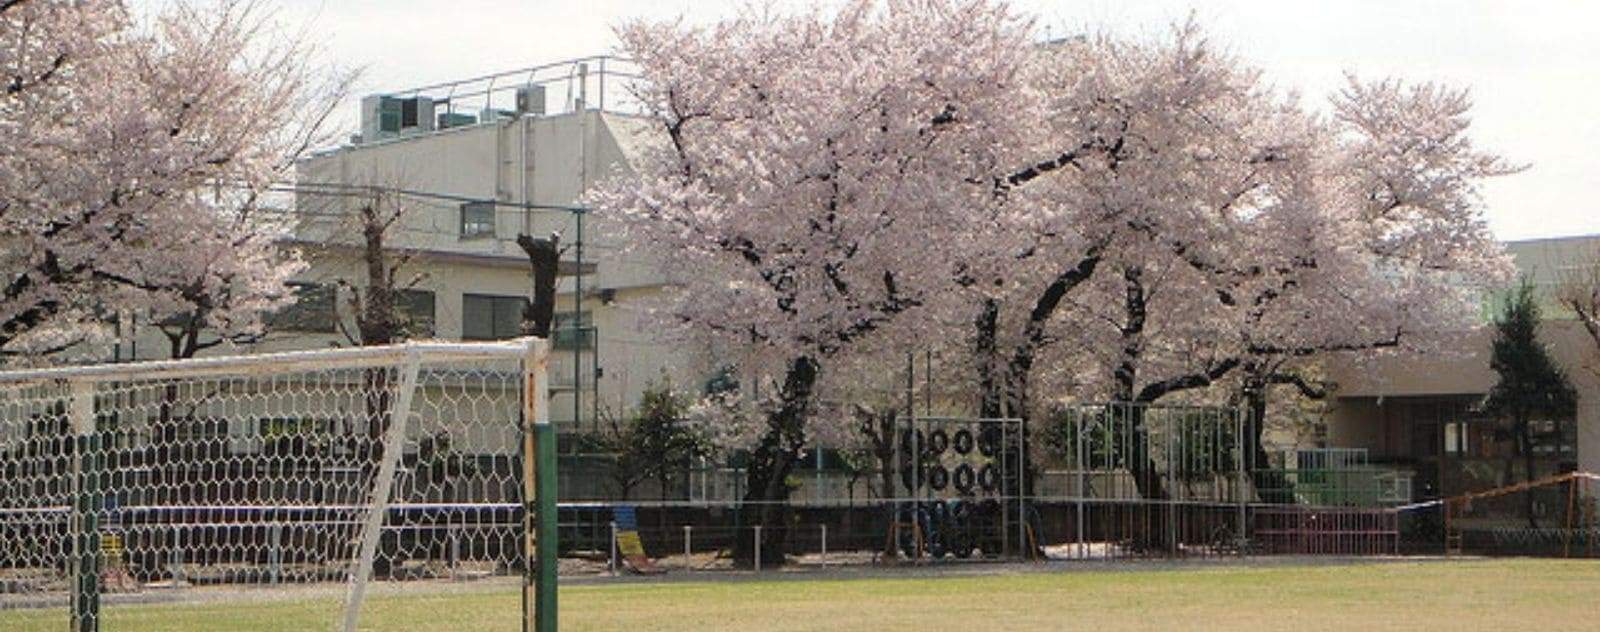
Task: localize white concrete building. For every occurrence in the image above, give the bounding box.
[282,56,706,427]
[95,57,707,431]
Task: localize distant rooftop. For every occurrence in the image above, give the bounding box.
[1504,233,1600,246]
[352,55,642,144]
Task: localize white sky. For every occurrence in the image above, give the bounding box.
[153,0,1600,241]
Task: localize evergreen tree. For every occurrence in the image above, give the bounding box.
[589,380,705,500]
[1484,277,1577,527]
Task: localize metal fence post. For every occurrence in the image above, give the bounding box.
[683,525,692,571]
[753,525,763,572]
[1018,419,1028,561]
[449,524,461,580]
[608,522,618,575]
[1171,416,1184,560]
[69,380,100,632]
[820,524,828,565]
[1076,411,1086,560]
[1236,409,1247,557]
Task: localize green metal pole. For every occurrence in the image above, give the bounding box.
[70,381,100,632]
[522,339,557,632]
[535,422,559,631]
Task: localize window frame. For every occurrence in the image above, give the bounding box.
[268,282,337,333]
[461,293,528,341]
[552,310,595,351]
[459,201,497,239]
[396,288,437,338]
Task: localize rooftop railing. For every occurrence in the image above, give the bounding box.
[383,54,643,120]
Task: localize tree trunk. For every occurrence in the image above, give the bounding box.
[517,233,560,337]
[1516,414,1541,529]
[732,356,819,568]
[975,299,1003,418]
[871,410,898,560]
[1242,379,1296,504]
[1112,404,1169,503]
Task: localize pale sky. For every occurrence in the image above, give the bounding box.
[156,0,1600,241]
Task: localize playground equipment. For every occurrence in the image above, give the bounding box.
[886,417,1031,561]
[610,505,663,574]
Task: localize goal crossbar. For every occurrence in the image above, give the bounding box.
[0,338,532,386]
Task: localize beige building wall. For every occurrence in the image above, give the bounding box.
[291,110,702,425]
[1325,235,1600,475]
[107,109,705,428]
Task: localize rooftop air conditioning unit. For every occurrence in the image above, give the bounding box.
[480,108,518,124]
[437,111,477,129]
[515,85,547,116]
[359,95,436,141]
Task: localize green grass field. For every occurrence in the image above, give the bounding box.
[5,559,1597,631]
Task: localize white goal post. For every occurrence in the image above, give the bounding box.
[0,337,555,632]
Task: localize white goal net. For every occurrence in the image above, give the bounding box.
[0,338,550,631]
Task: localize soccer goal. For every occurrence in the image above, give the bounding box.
[0,338,557,632]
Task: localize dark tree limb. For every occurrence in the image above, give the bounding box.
[517,231,561,338]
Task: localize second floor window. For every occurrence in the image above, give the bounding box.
[460,202,495,238]
[268,282,337,333]
[462,294,527,340]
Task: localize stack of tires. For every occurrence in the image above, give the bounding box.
[896,422,1010,559]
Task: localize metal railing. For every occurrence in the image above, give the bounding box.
[383,55,643,122]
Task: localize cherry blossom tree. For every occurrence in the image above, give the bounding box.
[1019,31,1515,504]
[138,199,306,360]
[595,0,1037,566]
[605,1,1518,559]
[0,0,344,359]
[961,23,1512,439]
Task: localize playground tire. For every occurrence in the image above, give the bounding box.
[900,464,921,491]
[952,429,974,455]
[978,463,1000,492]
[896,506,925,558]
[974,500,1003,556]
[927,428,949,456]
[899,428,927,457]
[926,502,949,559]
[928,465,950,491]
[952,463,976,494]
[978,425,1002,457]
[949,501,974,558]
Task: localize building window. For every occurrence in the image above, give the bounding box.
[460,202,496,239]
[1531,419,1576,455]
[268,282,336,333]
[397,289,436,338]
[552,311,595,350]
[462,294,527,340]
[1443,422,1467,455]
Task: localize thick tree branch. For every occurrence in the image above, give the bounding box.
[1135,357,1243,403]
[1266,371,1330,400]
